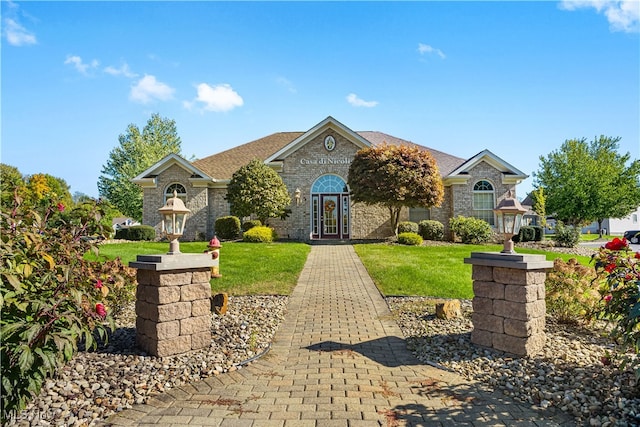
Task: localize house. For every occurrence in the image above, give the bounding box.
[112,217,140,231]
[133,116,528,242]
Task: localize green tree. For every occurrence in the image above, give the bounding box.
[530,187,547,228]
[225,159,291,224]
[347,143,444,234]
[0,164,25,211]
[98,113,182,220]
[534,136,640,236]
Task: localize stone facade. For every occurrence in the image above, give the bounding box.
[465,253,553,357]
[131,254,214,358]
[134,117,527,243]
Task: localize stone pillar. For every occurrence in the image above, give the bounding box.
[464,252,553,357]
[130,254,215,357]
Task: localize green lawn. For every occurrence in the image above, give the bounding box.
[94,241,311,295]
[95,241,592,299]
[354,243,593,299]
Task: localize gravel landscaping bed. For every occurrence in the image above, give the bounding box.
[7,243,639,427]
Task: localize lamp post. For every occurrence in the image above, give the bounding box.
[158,190,191,254]
[494,192,527,254]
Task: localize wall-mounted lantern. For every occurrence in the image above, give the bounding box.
[494,191,527,254]
[158,190,191,254]
[294,188,302,206]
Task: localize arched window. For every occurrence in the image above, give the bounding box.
[311,174,348,194]
[165,183,187,203]
[472,180,495,225]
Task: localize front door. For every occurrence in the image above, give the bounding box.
[320,195,339,239]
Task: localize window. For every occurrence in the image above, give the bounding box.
[311,174,348,193]
[165,183,187,203]
[472,180,495,225]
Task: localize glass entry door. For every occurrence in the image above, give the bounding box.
[320,195,339,238]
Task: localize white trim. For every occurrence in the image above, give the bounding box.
[132,153,215,188]
[264,116,371,163]
[446,149,528,182]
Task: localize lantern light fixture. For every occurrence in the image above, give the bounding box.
[158,190,191,254]
[294,188,302,205]
[493,191,527,254]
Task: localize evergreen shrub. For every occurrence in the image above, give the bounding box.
[215,216,241,240]
[449,216,493,244]
[397,232,423,246]
[114,225,156,241]
[243,226,277,243]
[397,221,418,234]
[418,220,444,241]
[554,221,580,247]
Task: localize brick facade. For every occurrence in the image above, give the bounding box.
[136,118,526,242]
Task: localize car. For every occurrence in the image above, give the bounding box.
[623,230,640,244]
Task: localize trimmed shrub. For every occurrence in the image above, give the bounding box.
[554,221,580,247]
[215,216,241,240]
[397,221,419,234]
[243,226,277,243]
[114,225,156,241]
[512,226,536,243]
[449,216,493,244]
[546,258,600,324]
[418,220,444,241]
[242,219,262,232]
[397,232,423,246]
[532,226,544,241]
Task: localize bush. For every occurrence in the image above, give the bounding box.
[418,220,444,241]
[114,225,156,241]
[397,221,418,234]
[215,216,241,240]
[243,226,277,243]
[592,238,640,377]
[554,221,580,247]
[512,226,536,243]
[242,220,262,232]
[449,216,493,244]
[545,258,600,324]
[0,198,117,421]
[397,232,423,246]
[532,226,544,242]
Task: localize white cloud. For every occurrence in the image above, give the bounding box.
[189,83,244,112]
[104,63,137,78]
[130,75,175,104]
[276,76,297,93]
[418,43,446,59]
[3,18,36,46]
[559,0,639,33]
[64,55,99,75]
[346,93,379,108]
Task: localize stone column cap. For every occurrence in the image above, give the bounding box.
[130,253,215,271]
[464,252,553,270]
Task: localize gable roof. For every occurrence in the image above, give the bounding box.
[445,149,528,185]
[132,153,213,188]
[192,132,302,181]
[135,118,526,187]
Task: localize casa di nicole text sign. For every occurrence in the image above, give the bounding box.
[299,157,352,166]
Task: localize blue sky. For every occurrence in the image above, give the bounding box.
[2,1,639,200]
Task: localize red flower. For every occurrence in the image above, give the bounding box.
[56,203,65,212]
[635,252,640,259]
[604,263,617,273]
[95,303,107,318]
[94,279,103,289]
[604,294,612,303]
[605,237,629,251]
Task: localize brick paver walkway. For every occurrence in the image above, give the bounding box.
[104,245,571,426]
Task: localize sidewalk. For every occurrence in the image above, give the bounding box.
[104,245,572,426]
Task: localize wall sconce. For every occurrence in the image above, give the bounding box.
[493,191,527,254]
[158,190,191,254]
[294,188,301,206]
